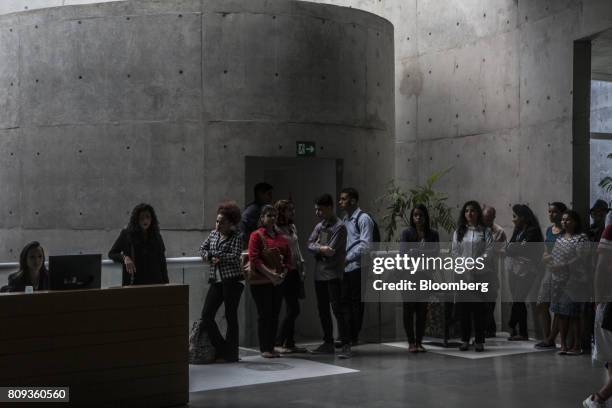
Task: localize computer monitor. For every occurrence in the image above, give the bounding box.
[49,254,102,290]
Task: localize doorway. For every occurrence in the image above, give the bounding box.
[244,156,342,344]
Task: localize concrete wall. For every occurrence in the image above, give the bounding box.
[0,0,394,262]
[4,0,612,237]
[314,0,612,238]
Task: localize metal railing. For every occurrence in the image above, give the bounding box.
[0,257,204,271]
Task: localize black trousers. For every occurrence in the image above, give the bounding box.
[341,269,364,342]
[458,302,486,344]
[508,302,528,337]
[277,270,301,348]
[315,279,350,345]
[582,302,595,350]
[403,302,428,343]
[485,301,497,335]
[200,280,244,360]
[250,283,283,353]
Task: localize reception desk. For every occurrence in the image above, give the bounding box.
[0,284,189,407]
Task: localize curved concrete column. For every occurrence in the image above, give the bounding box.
[0,0,394,258]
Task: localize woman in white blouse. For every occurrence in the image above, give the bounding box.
[452,201,494,352]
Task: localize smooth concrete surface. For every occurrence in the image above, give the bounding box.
[3,1,612,239]
[188,341,604,408]
[0,0,395,261]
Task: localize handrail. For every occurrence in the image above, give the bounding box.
[0,256,205,271]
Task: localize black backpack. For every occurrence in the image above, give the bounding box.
[350,210,381,247]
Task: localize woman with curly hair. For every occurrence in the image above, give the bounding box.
[199,201,244,362]
[109,203,169,285]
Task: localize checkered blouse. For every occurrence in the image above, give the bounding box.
[200,230,244,281]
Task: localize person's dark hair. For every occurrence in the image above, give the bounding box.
[254,182,273,198]
[15,241,46,285]
[549,201,568,213]
[217,201,241,225]
[258,204,278,227]
[127,203,160,234]
[315,193,334,208]
[340,187,359,202]
[274,199,293,226]
[456,200,484,242]
[562,209,583,234]
[511,204,543,242]
[410,203,431,234]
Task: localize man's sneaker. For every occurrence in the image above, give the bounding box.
[459,342,469,351]
[474,343,485,352]
[334,340,343,349]
[337,344,352,359]
[583,395,605,408]
[310,342,335,354]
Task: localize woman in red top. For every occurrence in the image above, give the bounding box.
[248,205,292,358]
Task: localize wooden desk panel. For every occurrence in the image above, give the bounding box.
[0,284,189,407]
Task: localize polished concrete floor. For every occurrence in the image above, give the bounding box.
[188,338,606,408]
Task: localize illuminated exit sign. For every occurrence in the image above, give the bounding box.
[296,141,316,157]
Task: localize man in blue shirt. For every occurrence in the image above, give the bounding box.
[339,187,375,345]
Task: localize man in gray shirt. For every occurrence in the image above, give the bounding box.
[307,193,351,358]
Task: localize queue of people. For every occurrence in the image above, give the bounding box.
[2,183,612,406]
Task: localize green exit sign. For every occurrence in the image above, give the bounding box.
[296,141,316,157]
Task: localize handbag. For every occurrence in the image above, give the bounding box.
[188,319,215,364]
[505,256,532,278]
[242,231,283,284]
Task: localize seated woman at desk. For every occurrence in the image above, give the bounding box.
[109,203,169,285]
[1,241,49,292]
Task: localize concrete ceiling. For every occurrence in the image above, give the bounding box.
[593,29,612,82]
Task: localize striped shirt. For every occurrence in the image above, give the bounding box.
[200,230,243,281]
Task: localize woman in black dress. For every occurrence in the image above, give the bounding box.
[109,203,169,285]
[505,204,544,340]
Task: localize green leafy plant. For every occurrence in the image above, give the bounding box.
[377,169,456,241]
[599,153,612,197]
